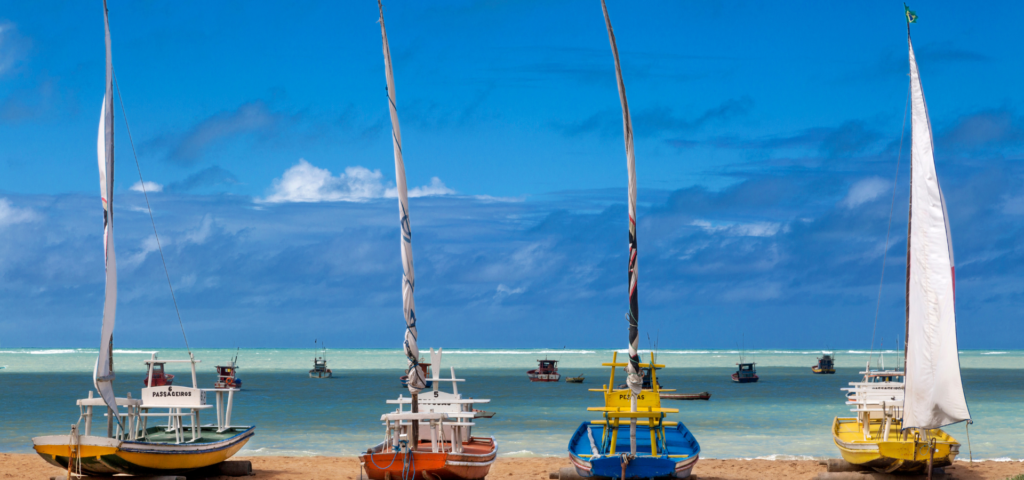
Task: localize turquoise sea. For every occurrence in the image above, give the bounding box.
[0,348,1021,460]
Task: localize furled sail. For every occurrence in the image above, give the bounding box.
[94,0,120,421]
[378,0,425,394]
[601,0,642,396]
[901,24,970,430]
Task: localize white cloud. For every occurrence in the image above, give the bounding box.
[494,283,526,301]
[130,181,163,193]
[407,177,455,198]
[261,159,455,203]
[841,177,889,209]
[0,198,36,226]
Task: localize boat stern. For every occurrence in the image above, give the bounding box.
[32,434,121,476]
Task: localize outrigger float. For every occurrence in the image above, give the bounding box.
[829,6,971,475]
[359,3,497,479]
[31,3,253,474]
[564,2,700,478]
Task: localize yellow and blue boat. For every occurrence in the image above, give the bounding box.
[568,353,700,479]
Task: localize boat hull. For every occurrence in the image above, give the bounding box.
[811,367,835,374]
[361,437,497,480]
[568,422,699,479]
[527,371,561,382]
[831,417,958,473]
[309,370,332,378]
[32,426,255,476]
[731,374,758,383]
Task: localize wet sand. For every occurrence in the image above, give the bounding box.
[3,453,1021,480]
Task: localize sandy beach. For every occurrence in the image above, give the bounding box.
[3,454,1021,480]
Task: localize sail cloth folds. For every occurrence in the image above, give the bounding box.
[901,32,970,430]
[94,0,120,422]
[601,0,642,397]
[378,0,425,394]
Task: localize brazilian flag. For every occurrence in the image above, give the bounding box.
[904,4,918,23]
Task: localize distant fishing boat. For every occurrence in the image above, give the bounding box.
[527,359,561,382]
[732,363,758,383]
[214,350,242,389]
[566,3,700,478]
[31,4,254,473]
[359,4,497,478]
[141,354,175,387]
[309,340,332,379]
[565,374,585,384]
[830,7,971,474]
[812,353,836,374]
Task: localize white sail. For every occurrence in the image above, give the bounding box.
[93,0,120,420]
[601,0,642,397]
[378,0,425,394]
[901,32,970,430]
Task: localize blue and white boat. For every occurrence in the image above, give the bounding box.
[567,353,700,478]
[565,2,702,478]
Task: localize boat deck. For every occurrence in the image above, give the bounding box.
[132,426,250,444]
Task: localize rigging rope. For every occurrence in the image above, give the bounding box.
[112,72,193,357]
[868,81,911,364]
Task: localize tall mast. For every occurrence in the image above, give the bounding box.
[601,0,642,456]
[94,0,120,431]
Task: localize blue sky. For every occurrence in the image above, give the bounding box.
[1,1,1023,349]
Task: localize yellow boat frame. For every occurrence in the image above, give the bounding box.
[831,416,959,473]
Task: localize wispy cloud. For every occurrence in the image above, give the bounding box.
[165,166,239,193]
[841,177,889,209]
[0,197,36,226]
[151,102,286,166]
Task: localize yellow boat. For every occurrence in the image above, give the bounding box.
[832,417,958,473]
[33,354,255,476]
[829,7,971,474]
[32,2,255,476]
[831,369,959,473]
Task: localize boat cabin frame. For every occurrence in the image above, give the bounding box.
[378,348,490,455]
[74,352,242,444]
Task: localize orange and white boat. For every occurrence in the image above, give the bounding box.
[361,350,497,480]
[359,3,497,479]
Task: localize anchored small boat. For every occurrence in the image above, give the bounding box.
[31,5,254,474]
[830,7,971,474]
[566,3,700,478]
[309,341,332,379]
[528,359,561,382]
[565,374,585,384]
[214,350,242,389]
[359,4,497,478]
[732,362,758,383]
[812,353,836,374]
[142,356,174,387]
